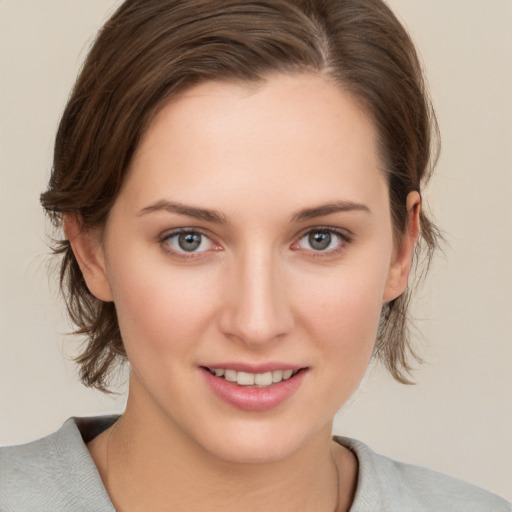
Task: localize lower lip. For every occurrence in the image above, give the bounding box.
[202,368,307,412]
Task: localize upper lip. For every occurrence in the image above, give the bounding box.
[201,362,307,373]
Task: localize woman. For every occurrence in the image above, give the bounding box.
[1,1,509,510]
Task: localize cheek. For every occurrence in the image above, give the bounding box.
[107,253,220,358]
[296,262,388,355]
[286,272,383,413]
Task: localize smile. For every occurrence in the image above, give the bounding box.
[201,365,308,411]
[205,368,300,387]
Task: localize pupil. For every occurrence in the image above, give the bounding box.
[178,232,201,252]
[309,231,331,250]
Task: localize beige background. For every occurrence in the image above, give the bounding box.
[1,0,511,500]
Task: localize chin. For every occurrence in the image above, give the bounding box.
[190,417,327,465]
[202,437,298,465]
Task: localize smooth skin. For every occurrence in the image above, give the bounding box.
[68,73,420,512]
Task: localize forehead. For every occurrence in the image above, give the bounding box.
[121,73,386,216]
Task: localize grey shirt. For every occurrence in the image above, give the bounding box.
[0,416,510,511]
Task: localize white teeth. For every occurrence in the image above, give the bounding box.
[224,369,237,382]
[283,369,293,380]
[210,367,299,387]
[236,371,255,386]
[272,369,283,383]
[254,372,273,386]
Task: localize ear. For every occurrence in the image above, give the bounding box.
[63,215,114,302]
[383,191,421,302]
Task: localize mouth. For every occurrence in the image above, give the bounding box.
[201,367,305,387]
[201,364,308,411]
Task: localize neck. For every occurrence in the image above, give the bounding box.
[88,384,357,512]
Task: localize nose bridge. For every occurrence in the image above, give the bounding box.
[220,243,293,346]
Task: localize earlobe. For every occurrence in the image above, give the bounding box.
[63,215,114,302]
[383,191,421,302]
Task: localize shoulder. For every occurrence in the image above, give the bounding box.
[335,436,511,512]
[0,417,116,512]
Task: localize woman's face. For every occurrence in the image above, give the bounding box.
[83,73,414,463]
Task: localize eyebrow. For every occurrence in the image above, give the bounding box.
[291,201,371,222]
[137,200,227,224]
[137,199,371,224]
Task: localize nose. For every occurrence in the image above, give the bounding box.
[218,248,294,348]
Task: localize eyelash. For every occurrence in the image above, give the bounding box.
[159,228,218,260]
[158,227,353,260]
[292,227,353,257]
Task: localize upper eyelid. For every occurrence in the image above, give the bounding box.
[295,225,353,241]
[292,227,354,255]
[157,226,353,251]
[158,228,217,259]
[159,227,213,241]
[159,228,216,252]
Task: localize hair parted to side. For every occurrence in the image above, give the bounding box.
[41,0,440,392]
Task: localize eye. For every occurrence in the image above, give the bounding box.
[294,228,350,253]
[161,229,215,255]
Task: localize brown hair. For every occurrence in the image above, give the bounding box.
[41,0,440,392]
